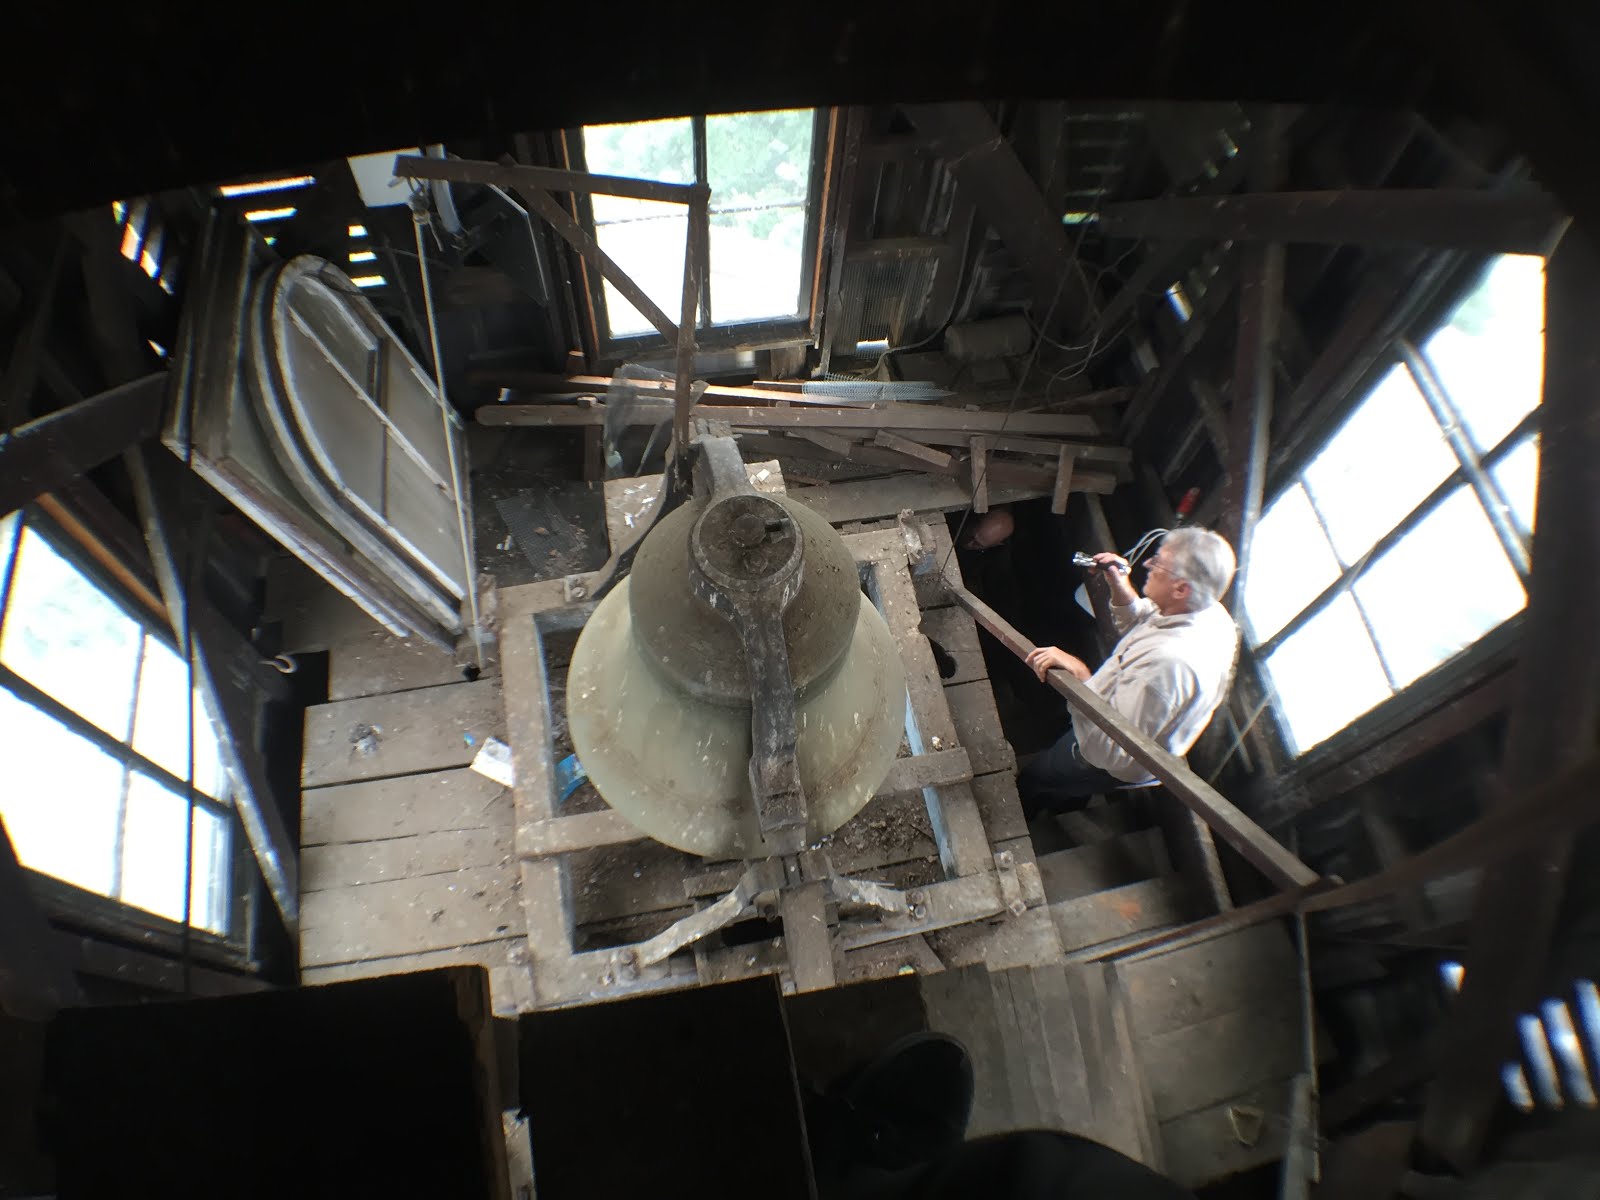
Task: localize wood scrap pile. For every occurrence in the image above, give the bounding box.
[475,373,1134,517]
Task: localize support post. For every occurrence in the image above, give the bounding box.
[1416,229,1600,1170]
[969,437,988,513]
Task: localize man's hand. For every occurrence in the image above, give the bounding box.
[1023,646,1092,683]
[1090,552,1139,606]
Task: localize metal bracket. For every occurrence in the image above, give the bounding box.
[689,435,810,854]
[898,508,934,576]
[994,849,1027,918]
[613,859,784,976]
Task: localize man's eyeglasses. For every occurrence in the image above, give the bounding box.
[1146,559,1186,582]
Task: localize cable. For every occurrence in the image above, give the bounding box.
[411,201,486,672]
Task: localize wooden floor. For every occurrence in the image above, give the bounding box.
[276,465,1318,1187]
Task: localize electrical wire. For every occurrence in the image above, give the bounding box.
[411,203,486,672]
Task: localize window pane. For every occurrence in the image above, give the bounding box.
[709,206,808,323]
[1302,364,1458,565]
[1242,484,1343,644]
[582,117,694,223]
[1491,434,1539,541]
[0,527,142,739]
[592,209,689,337]
[706,110,813,208]
[1421,254,1545,453]
[0,510,18,588]
[1354,487,1526,689]
[121,773,231,934]
[0,687,121,895]
[1262,593,1393,754]
[133,634,228,799]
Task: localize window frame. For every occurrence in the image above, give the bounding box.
[1244,254,1543,761]
[562,109,831,362]
[0,506,249,948]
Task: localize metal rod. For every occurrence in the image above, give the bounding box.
[411,206,485,671]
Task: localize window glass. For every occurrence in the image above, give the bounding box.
[0,510,17,585]
[1262,593,1393,754]
[1490,434,1540,541]
[1302,364,1458,565]
[0,687,121,895]
[1241,484,1342,643]
[0,526,142,739]
[1354,488,1527,689]
[132,634,229,799]
[705,109,813,323]
[120,773,230,934]
[1422,254,1545,453]
[583,117,695,338]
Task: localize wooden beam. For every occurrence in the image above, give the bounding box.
[873,430,952,468]
[1095,189,1565,255]
[947,583,1320,890]
[818,107,865,373]
[901,102,1097,335]
[125,447,300,934]
[1416,228,1600,1171]
[0,374,166,517]
[1219,111,1287,598]
[394,154,702,205]
[969,437,989,512]
[1051,445,1074,515]
[513,185,679,343]
[0,230,69,429]
[481,400,1099,438]
[1119,264,1239,441]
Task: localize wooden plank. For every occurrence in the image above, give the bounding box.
[1050,876,1200,954]
[928,902,1064,973]
[1051,445,1073,515]
[1418,221,1600,1171]
[1095,189,1564,255]
[299,867,524,966]
[0,816,83,1016]
[920,606,985,686]
[394,154,703,206]
[1028,963,1096,1134]
[327,629,473,701]
[301,769,510,845]
[1036,828,1170,903]
[301,938,532,1016]
[779,881,835,993]
[1159,1077,1294,1188]
[1139,1000,1305,1122]
[302,827,513,891]
[1116,922,1300,1040]
[943,679,1012,765]
[950,583,1321,890]
[794,474,1050,525]
[971,771,1029,845]
[919,964,1016,1137]
[988,969,1047,1128]
[873,430,952,467]
[301,679,504,788]
[602,460,785,552]
[1063,963,1160,1166]
[969,436,989,512]
[0,373,166,518]
[480,400,1100,438]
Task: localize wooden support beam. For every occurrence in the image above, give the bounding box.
[514,186,679,343]
[1120,265,1239,441]
[481,400,1100,438]
[1416,229,1600,1171]
[947,583,1320,890]
[1051,445,1074,515]
[1095,189,1565,255]
[873,430,952,468]
[1220,111,1287,599]
[125,447,300,934]
[394,154,701,205]
[969,437,989,513]
[901,102,1097,335]
[0,374,166,517]
[0,230,69,429]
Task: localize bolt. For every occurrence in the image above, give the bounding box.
[910,903,928,921]
[569,583,588,599]
[997,851,1014,868]
[906,889,926,906]
[929,736,944,751]
[599,972,614,987]
[1008,899,1028,918]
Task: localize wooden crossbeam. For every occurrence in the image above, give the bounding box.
[1096,189,1566,255]
[394,154,703,205]
[948,583,1320,891]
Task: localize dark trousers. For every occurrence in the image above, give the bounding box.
[1017,726,1130,819]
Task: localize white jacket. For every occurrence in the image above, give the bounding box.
[1072,597,1239,782]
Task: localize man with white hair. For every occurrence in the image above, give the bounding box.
[1018,528,1240,816]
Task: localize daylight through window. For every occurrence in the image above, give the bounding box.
[0,511,233,933]
[581,110,818,338]
[1241,254,1544,754]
